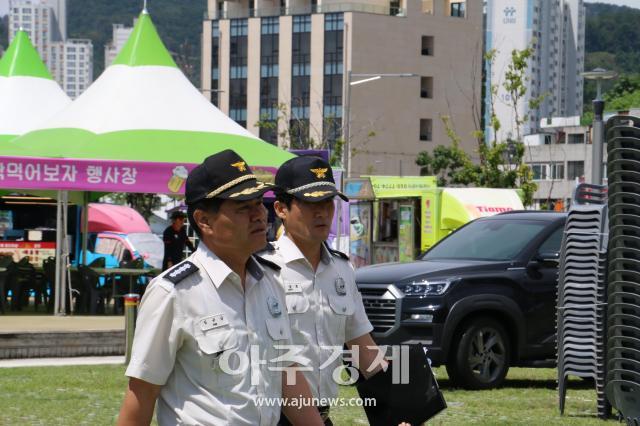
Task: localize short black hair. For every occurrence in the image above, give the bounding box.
[187,198,223,238]
[274,190,294,209]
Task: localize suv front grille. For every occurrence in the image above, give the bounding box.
[360,286,397,334]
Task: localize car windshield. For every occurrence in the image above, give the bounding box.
[127,233,164,269]
[422,219,549,261]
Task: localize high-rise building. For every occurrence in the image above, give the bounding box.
[485,0,585,142]
[104,22,134,68]
[202,0,483,177]
[8,0,93,99]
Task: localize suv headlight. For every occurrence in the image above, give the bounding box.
[402,278,456,296]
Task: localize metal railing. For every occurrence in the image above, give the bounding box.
[204,2,406,20]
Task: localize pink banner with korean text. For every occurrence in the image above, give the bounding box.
[0,156,277,195]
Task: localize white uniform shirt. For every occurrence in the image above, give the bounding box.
[261,235,373,400]
[125,243,292,426]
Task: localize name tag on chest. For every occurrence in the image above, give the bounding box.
[284,282,303,294]
[199,314,229,331]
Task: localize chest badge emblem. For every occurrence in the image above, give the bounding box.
[267,296,282,317]
[335,277,347,296]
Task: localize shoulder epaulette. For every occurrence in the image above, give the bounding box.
[324,242,349,260]
[254,254,281,271]
[163,261,199,284]
[255,242,276,255]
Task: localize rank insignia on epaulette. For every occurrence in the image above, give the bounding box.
[164,261,199,284]
[267,296,282,317]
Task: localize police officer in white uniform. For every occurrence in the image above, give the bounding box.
[117,150,323,426]
[260,156,387,425]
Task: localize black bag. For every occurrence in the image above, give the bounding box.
[356,344,446,426]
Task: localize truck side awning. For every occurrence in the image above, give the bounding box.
[440,188,525,230]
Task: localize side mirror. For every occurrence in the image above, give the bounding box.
[536,251,560,266]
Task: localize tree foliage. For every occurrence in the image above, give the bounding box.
[67,0,204,85]
[0,15,8,53]
[416,47,538,206]
[106,193,162,221]
[584,3,640,109]
[254,103,374,168]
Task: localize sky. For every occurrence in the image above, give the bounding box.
[0,0,638,16]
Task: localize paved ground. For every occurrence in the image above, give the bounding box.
[0,315,124,332]
[0,355,125,368]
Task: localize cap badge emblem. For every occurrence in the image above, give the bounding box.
[303,190,333,198]
[310,168,328,179]
[229,181,268,198]
[267,296,282,317]
[231,161,247,172]
[335,277,347,295]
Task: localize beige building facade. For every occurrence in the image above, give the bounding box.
[202,0,482,176]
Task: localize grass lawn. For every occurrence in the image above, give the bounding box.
[0,364,618,425]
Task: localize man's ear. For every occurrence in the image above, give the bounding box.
[273,200,288,221]
[193,209,212,234]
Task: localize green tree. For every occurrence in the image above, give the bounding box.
[254,103,373,168]
[106,193,163,221]
[415,46,539,206]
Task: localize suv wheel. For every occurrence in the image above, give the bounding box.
[447,317,510,389]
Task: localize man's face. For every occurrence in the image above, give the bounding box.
[275,198,335,246]
[201,198,268,255]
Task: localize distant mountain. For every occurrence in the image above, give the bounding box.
[67,0,205,85]
[585,2,640,74]
[0,15,7,53]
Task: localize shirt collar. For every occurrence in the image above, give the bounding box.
[195,243,264,288]
[276,234,331,265]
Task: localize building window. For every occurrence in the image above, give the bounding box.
[531,163,547,181]
[568,133,585,144]
[211,21,220,106]
[323,13,344,149]
[421,36,434,56]
[290,119,310,149]
[567,161,585,180]
[292,14,311,141]
[293,15,311,33]
[450,2,466,18]
[260,17,279,144]
[325,13,343,31]
[230,19,248,127]
[551,163,565,180]
[422,0,434,14]
[420,77,433,98]
[420,119,433,141]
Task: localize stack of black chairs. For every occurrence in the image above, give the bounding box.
[605,115,640,423]
[557,183,610,418]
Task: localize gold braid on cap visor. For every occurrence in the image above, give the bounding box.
[205,174,257,199]
[286,181,336,194]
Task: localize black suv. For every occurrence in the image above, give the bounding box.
[355,211,566,389]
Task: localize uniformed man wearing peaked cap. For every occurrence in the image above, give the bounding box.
[259,155,395,425]
[118,150,323,426]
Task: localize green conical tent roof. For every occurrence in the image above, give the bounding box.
[0,30,53,79]
[5,11,292,186]
[112,11,177,68]
[0,30,70,144]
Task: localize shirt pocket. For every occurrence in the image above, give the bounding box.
[266,317,292,341]
[195,326,241,386]
[328,294,355,316]
[285,292,310,314]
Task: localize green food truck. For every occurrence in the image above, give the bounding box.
[345,176,525,267]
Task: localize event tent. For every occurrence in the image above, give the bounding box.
[0,30,70,144]
[0,10,294,314]
[2,11,293,196]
